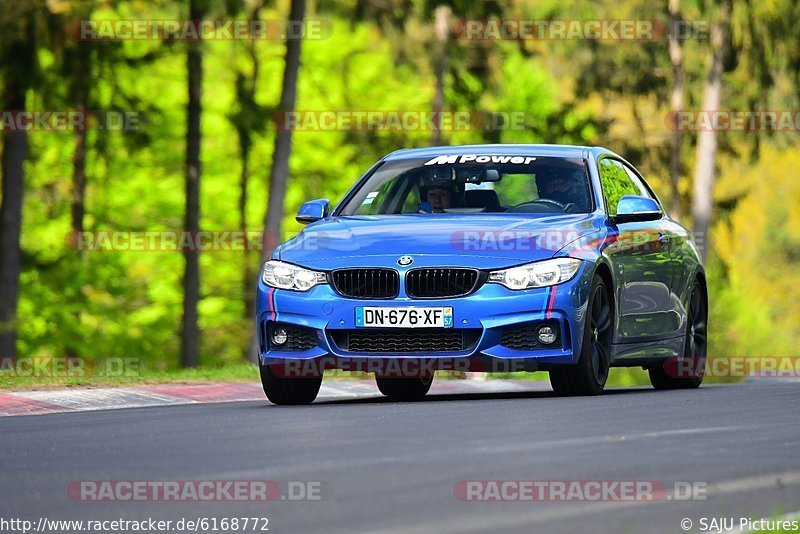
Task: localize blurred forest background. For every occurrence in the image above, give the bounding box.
[0,0,799,372]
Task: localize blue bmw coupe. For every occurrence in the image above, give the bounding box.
[256,145,707,404]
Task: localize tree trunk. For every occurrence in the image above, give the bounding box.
[691,0,731,261]
[240,29,260,364]
[181,0,206,368]
[65,43,92,358]
[0,81,27,357]
[430,5,450,146]
[261,0,306,265]
[70,45,91,235]
[0,11,35,357]
[70,126,87,235]
[240,125,255,363]
[668,0,684,220]
[252,0,306,363]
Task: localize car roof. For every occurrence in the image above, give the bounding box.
[383,144,613,161]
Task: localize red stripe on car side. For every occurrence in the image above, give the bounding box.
[267,287,276,321]
[546,286,557,319]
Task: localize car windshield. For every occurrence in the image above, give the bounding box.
[338,155,593,215]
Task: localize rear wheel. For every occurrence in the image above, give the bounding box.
[376,375,433,400]
[649,280,706,390]
[259,362,322,405]
[550,276,613,396]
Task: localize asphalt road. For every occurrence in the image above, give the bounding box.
[2,380,799,534]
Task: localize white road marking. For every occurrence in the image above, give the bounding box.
[10,388,180,411]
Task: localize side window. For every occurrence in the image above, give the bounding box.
[599,159,639,216]
[621,164,655,201]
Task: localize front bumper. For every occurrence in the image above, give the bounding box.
[256,262,592,370]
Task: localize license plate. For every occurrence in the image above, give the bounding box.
[355,307,453,328]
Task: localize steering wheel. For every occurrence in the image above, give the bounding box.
[507,198,568,214]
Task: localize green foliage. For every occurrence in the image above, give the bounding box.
[711,147,800,357]
[598,159,638,215]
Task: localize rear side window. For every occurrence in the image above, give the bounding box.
[599,158,640,216]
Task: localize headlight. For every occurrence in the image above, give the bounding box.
[488,258,581,290]
[261,260,327,291]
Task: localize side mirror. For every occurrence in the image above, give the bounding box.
[296,199,330,224]
[612,195,662,224]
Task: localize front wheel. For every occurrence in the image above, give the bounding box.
[259,363,322,405]
[550,275,613,396]
[376,375,433,400]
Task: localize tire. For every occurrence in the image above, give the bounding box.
[549,276,613,396]
[649,280,707,390]
[259,362,322,405]
[375,375,433,400]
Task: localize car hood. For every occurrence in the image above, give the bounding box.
[278,214,602,270]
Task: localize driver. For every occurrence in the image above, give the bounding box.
[536,170,586,210]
